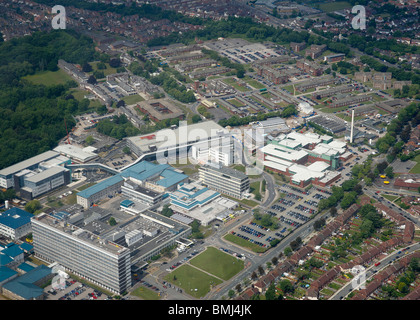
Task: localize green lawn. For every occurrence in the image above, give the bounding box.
[318,1,351,12]
[164,264,222,298]
[222,78,250,92]
[243,77,265,89]
[227,98,246,107]
[130,286,161,300]
[23,69,73,86]
[89,61,118,77]
[189,247,244,281]
[381,194,399,202]
[122,94,145,105]
[409,154,420,174]
[224,233,268,253]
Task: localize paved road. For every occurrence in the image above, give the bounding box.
[330,242,420,300]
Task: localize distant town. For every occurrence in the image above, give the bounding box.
[0,0,419,303]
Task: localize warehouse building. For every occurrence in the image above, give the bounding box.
[124,120,231,164]
[262,131,344,187]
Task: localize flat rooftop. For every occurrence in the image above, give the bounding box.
[126,121,228,154]
[32,213,129,256]
[0,151,59,177]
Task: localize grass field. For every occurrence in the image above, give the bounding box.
[318,1,351,12]
[227,98,246,107]
[23,69,73,86]
[224,233,268,253]
[164,264,222,298]
[381,194,399,202]
[222,78,250,92]
[189,247,244,281]
[122,94,145,105]
[130,286,161,300]
[89,61,118,77]
[243,76,265,89]
[409,154,420,174]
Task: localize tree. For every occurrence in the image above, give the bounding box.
[116,100,126,108]
[341,192,357,209]
[258,265,265,276]
[236,69,245,78]
[82,62,92,73]
[87,75,97,84]
[123,146,131,155]
[24,200,41,214]
[279,280,294,294]
[161,204,173,217]
[191,114,201,124]
[85,135,95,146]
[265,282,277,300]
[109,58,121,68]
[108,217,117,226]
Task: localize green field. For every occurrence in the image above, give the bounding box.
[243,77,265,89]
[89,61,118,77]
[224,233,268,253]
[189,247,244,280]
[130,286,161,300]
[318,1,351,12]
[227,98,246,107]
[122,94,145,105]
[164,264,223,298]
[409,154,420,174]
[23,69,73,86]
[222,78,250,92]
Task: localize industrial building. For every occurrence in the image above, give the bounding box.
[53,144,98,163]
[124,120,231,163]
[262,131,344,187]
[307,115,347,135]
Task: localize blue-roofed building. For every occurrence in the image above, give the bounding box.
[2,264,53,300]
[0,266,18,286]
[0,207,33,240]
[16,262,35,274]
[170,182,220,211]
[1,243,24,263]
[77,161,188,208]
[0,252,13,267]
[18,243,33,254]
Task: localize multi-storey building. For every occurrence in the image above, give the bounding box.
[198,164,250,199]
[31,213,132,294]
[296,60,323,76]
[0,150,62,189]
